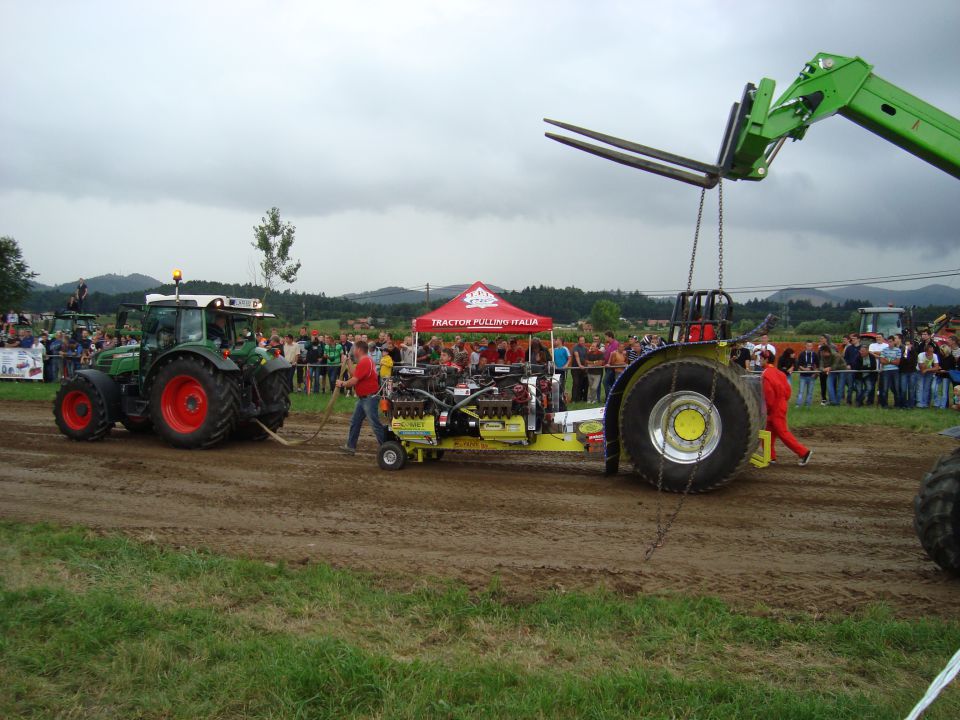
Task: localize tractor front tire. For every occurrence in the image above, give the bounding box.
[914,448,960,573]
[150,355,239,449]
[620,357,760,493]
[235,370,292,441]
[53,376,113,442]
[378,441,407,471]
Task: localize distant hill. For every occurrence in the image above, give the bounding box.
[346,283,505,305]
[767,283,960,308]
[32,273,163,296]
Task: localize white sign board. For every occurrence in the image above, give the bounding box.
[0,347,44,381]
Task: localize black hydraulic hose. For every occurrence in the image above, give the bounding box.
[448,385,498,415]
[409,387,450,409]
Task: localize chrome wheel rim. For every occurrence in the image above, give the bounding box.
[648,390,721,464]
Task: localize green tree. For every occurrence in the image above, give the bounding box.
[251,207,301,301]
[0,236,37,311]
[590,299,620,333]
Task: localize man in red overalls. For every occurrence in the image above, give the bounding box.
[761,350,812,466]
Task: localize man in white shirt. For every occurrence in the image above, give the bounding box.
[751,334,776,370]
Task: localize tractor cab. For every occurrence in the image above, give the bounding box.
[666,290,733,344]
[105,293,273,383]
[49,312,99,340]
[858,307,904,345]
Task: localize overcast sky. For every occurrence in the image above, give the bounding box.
[2,0,959,299]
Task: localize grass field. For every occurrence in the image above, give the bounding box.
[2,521,958,719]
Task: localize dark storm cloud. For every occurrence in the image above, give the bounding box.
[1,0,958,289]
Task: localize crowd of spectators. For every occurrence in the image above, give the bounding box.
[9,316,959,413]
[730,332,960,411]
[3,324,140,382]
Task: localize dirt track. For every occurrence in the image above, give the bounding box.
[2,400,958,617]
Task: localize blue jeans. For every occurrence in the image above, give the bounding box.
[855,374,876,406]
[347,395,386,450]
[310,365,324,393]
[898,372,917,408]
[603,368,616,402]
[916,373,934,408]
[327,364,341,389]
[827,372,843,405]
[46,356,62,382]
[878,371,899,408]
[796,374,815,407]
[932,376,951,408]
[834,371,851,404]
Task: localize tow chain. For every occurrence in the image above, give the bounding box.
[644,179,725,560]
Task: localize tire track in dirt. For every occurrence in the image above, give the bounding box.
[2,400,959,617]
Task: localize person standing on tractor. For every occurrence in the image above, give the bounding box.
[76,278,88,312]
[760,350,812,466]
[337,340,386,455]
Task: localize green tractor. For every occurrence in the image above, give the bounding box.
[53,273,292,449]
[48,311,100,340]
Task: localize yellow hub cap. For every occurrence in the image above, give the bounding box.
[673,408,706,441]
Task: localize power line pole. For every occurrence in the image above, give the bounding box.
[425,283,430,305]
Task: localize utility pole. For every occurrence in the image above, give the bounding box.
[425,283,430,305]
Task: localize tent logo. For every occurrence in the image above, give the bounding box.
[463,287,498,309]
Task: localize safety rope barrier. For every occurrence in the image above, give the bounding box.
[903,646,960,720]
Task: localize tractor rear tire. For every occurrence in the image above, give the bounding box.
[914,448,960,573]
[53,376,113,442]
[150,355,239,449]
[620,357,760,493]
[234,370,292,441]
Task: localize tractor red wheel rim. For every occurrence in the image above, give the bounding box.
[160,375,208,434]
[61,390,92,431]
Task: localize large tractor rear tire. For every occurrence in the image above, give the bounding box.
[620,357,760,493]
[914,447,960,573]
[234,370,292,441]
[53,376,113,442]
[150,355,239,449]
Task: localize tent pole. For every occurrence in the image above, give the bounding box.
[550,330,555,373]
[414,331,418,367]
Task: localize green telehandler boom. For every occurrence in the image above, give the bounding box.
[545,52,960,187]
[548,52,960,572]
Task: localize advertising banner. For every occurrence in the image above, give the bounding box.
[0,347,44,380]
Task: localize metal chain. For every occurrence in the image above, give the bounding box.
[685,188,707,293]
[717,178,725,291]
[644,180,724,561]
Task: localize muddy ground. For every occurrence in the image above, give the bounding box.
[2,400,958,617]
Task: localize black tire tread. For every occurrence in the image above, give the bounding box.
[378,441,407,471]
[149,355,239,449]
[234,370,292,441]
[53,376,113,442]
[621,357,760,494]
[914,447,960,573]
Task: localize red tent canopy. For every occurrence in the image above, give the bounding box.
[413,281,552,334]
